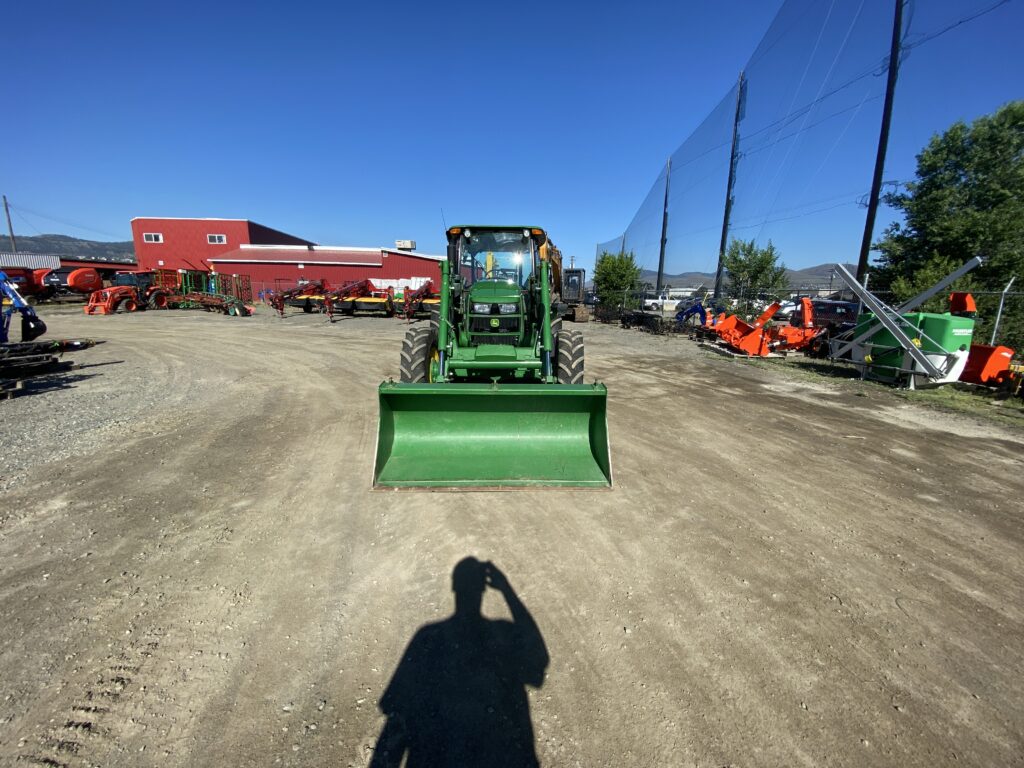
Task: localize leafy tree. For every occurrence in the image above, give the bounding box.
[722,238,788,317]
[874,100,1024,347]
[593,250,642,307]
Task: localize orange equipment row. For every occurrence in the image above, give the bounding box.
[705,298,823,357]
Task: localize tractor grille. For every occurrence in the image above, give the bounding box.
[471,334,519,346]
[469,316,520,333]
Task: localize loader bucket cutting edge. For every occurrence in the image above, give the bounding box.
[374,382,612,489]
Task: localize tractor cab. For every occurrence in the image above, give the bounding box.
[114,271,154,291]
[448,226,550,351]
[455,228,535,287]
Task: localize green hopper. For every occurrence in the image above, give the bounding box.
[374,382,612,489]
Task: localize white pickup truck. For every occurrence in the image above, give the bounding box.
[642,295,686,312]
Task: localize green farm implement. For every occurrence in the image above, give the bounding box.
[373,226,611,489]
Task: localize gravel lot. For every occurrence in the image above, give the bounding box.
[1,306,1022,767]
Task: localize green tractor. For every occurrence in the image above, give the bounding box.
[374,225,611,488]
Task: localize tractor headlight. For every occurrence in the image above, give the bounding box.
[498,303,518,314]
[472,303,491,314]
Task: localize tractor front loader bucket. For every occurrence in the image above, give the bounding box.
[374,382,612,489]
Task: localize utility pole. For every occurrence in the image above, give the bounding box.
[656,157,672,294]
[856,0,904,282]
[714,71,746,300]
[3,195,18,253]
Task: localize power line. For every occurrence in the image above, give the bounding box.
[902,0,1012,54]
[731,196,863,231]
[744,0,842,208]
[8,202,125,240]
[11,207,44,236]
[742,92,883,157]
[751,0,868,241]
[740,64,884,143]
[730,188,872,225]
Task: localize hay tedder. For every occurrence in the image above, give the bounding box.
[400,280,438,320]
[373,225,612,489]
[271,279,396,319]
[270,280,328,317]
[325,279,395,318]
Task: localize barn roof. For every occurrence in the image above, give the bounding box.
[208,245,443,266]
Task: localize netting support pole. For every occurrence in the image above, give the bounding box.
[714,71,745,300]
[856,0,904,282]
[656,157,672,294]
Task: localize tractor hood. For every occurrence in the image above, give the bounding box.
[467,280,522,303]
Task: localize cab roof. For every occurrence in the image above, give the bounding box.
[448,225,545,236]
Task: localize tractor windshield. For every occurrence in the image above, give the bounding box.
[458,230,535,287]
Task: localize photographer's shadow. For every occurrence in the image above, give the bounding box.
[371,558,549,767]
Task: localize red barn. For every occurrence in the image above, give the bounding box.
[209,244,443,295]
[130,217,442,294]
[130,217,314,272]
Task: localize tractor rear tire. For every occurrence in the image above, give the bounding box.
[556,329,584,384]
[148,291,168,309]
[400,325,437,383]
[428,305,440,333]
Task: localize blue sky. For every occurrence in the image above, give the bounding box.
[3,0,1021,274]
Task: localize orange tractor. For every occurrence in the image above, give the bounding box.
[84,271,173,315]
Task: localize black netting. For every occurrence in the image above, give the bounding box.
[726,0,893,265]
[663,87,738,279]
[597,0,1022,310]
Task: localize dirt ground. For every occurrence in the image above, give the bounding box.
[1,307,1022,767]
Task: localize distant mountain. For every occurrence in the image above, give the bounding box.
[0,234,135,260]
[639,262,857,290]
[787,262,858,285]
[638,269,715,288]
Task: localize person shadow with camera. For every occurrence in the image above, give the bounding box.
[371,558,550,767]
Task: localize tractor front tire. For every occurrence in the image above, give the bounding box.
[400,325,437,383]
[556,329,584,384]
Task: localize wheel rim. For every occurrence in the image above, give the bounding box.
[428,346,439,383]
